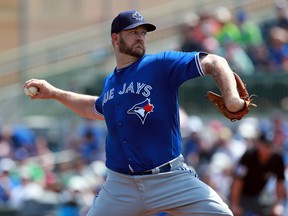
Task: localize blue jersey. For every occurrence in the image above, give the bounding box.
[95,51,205,174]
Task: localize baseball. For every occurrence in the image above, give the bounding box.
[24,86,38,96]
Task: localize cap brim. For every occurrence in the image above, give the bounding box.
[123,22,156,32]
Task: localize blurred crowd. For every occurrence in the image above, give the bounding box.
[0,119,107,216]
[180,109,288,216]
[179,1,288,74]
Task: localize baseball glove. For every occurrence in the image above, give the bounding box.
[207,72,257,121]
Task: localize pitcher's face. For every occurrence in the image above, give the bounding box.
[118,26,147,57]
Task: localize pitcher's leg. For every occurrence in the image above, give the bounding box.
[141,170,233,216]
[167,172,233,216]
[86,170,146,216]
[166,186,233,216]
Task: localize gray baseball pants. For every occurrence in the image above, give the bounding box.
[86,165,233,216]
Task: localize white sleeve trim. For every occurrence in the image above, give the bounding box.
[195,52,206,77]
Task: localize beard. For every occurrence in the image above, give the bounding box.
[118,36,146,58]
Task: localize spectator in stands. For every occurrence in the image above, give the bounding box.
[76,119,106,163]
[199,11,222,39]
[14,150,46,187]
[0,127,13,159]
[206,126,247,203]
[0,158,15,204]
[269,110,288,153]
[11,125,36,158]
[180,13,205,52]
[235,9,264,51]
[221,40,256,75]
[261,0,288,43]
[9,169,45,211]
[235,9,266,70]
[182,116,203,168]
[275,0,288,30]
[214,6,242,46]
[251,42,271,72]
[230,130,286,216]
[267,26,288,72]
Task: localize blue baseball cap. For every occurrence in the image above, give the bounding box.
[111,10,156,34]
[258,130,274,146]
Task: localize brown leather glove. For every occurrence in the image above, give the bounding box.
[207,72,257,121]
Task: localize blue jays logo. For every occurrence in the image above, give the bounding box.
[132,11,144,21]
[127,98,154,124]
